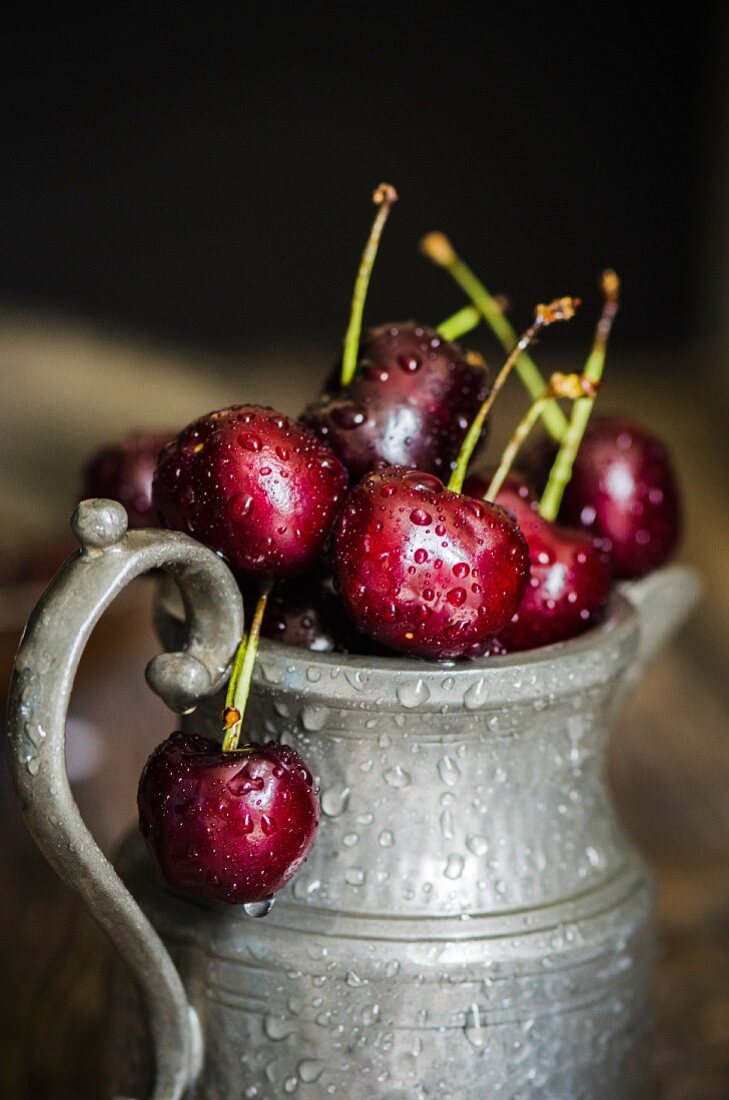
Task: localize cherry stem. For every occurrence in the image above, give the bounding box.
[340,183,398,388]
[485,394,551,502]
[447,298,579,495]
[222,578,274,753]
[539,271,620,522]
[437,304,481,342]
[421,232,569,441]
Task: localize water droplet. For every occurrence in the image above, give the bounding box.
[283,1075,298,1093]
[306,667,322,684]
[437,755,461,786]
[301,704,329,731]
[230,492,254,519]
[346,970,367,987]
[244,896,275,918]
[440,809,455,839]
[444,853,465,880]
[466,834,488,856]
[345,867,366,886]
[383,765,411,788]
[264,1012,297,1040]
[362,1003,380,1025]
[321,786,350,817]
[410,508,432,526]
[342,832,359,847]
[25,755,40,776]
[464,1003,485,1048]
[298,1059,324,1084]
[447,587,467,606]
[464,679,488,710]
[396,679,430,708]
[378,829,394,847]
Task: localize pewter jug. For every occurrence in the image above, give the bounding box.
[6,500,700,1099]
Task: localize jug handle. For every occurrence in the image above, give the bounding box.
[621,563,702,672]
[5,500,245,1100]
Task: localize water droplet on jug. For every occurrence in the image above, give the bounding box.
[444,853,465,880]
[283,1075,299,1093]
[264,1013,297,1040]
[464,1003,485,1048]
[346,970,367,987]
[466,834,489,856]
[245,896,275,918]
[298,1059,324,1083]
[378,829,394,847]
[396,679,430,708]
[301,704,329,732]
[440,809,455,839]
[383,765,411,788]
[464,679,488,710]
[345,867,367,886]
[437,755,461,786]
[321,786,350,817]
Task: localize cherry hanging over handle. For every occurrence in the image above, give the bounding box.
[5,499,245,1100]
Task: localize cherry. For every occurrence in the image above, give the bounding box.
[302,322,490,481]
[534,416,681,579]
[332,466,530,659]
[260,570,363,653]
[153,405,347,577]
[138,733,319,906]
[464,471,613,651]
[82,431,172,528]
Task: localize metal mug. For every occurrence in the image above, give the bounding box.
[6,500,701,1099]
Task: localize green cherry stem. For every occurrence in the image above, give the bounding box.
[222,578,274,753]
[483,371,591,502]
[485,395,551,503]
[420,232,569,441]
[447,297,579,495]
[340,183,398,388]
[437,304,482,342]
[539,270,620,522]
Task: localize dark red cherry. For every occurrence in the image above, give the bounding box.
[82,431,172,528]
[153,406,348,577]
[260,570,363,653]
[558,417,680,578]
[138,732,319,905]
[464,472,612,651]
[332,466,530,659]
[302,322,490,482]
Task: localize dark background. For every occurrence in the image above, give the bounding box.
[0,4,722,354]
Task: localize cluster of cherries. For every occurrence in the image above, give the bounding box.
[84,185,680,908]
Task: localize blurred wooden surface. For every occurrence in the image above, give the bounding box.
[0,311,727,1098]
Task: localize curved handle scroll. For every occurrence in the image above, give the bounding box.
[5,499,245,1100]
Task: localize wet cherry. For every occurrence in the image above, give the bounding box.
[302,322,490,481]
[153,405,347,576]
[546,416,681,579]
[464,472,613,651]
[82,431,172,528]
[260,570,363,653]
[138,733,319,905]
[332,466,530,659]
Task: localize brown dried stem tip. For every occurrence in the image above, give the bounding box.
[373,183,398,207]
[420,231,456,267]
[549,372,602,400]
[535,297,580,326]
